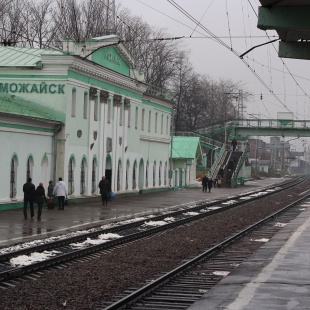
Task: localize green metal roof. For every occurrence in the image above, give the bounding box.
[171,136,202,160]
[0,93,65,123]
[0,46,63,67]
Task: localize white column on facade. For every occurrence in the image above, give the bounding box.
[112,95,119,192]
[86,90,94,195]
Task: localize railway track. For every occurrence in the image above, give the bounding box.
[0,176,307,287]
[100,193,310,310]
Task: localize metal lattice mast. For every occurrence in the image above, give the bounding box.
[104,0,116,35]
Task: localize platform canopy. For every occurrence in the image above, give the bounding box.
[171,136,203,162]
[257,0,310,60]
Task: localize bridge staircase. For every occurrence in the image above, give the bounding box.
[230,145,249,188]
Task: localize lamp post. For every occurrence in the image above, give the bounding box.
[224,121,233,145]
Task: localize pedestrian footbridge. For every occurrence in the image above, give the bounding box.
[176,118,310,188]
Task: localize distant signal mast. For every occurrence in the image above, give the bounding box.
[104,0,116,35]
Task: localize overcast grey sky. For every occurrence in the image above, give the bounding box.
[117,0,310,126]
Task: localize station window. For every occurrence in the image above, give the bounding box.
[161,114,163,134]
[141,109,145,131]
[135,107,138,129]
[155,113,158,133]
[71,88,76,117]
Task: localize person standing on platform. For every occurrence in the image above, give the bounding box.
[98,176,111,205]
[201,175,208,192]
[207,178,213,193]
[53,177,68,210]
[23,178,35,219]
[35,182,46,220]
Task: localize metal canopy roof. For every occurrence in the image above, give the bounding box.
[258,0,310,59]
[171,136,202,161]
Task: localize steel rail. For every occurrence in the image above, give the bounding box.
[0,176,307,283]
[103,193,310,310]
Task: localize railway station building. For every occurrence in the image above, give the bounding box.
[0,35,175,209]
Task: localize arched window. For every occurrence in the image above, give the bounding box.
[166,116,169,135]
[164,162,167,185]
[68,157,74,195]
[161,114,163,134]
[159,162,162,186]
[80,159,86,195]
[26,156,34,180]
[132,161,137,189]
[71,88,76,117]
[91,158,96,194]
[10,156,17,199]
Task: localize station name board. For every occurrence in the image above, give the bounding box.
[0,82,65,94]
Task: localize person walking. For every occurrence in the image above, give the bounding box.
[98,176,111,205]
[231,138,237,151]
[201,175,208,192]
[23,178,35,219]
[53,177,68,210]
[35,182,46,220]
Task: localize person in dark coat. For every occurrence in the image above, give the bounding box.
[231,138,237,151]
[207,178,213,193]
[23,177,35,219]
[47,181,54,198]
[35,183,46,220]
[201,175,208,192]
[98,176,111,205]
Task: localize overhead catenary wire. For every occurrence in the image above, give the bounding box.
[165,0,292,115]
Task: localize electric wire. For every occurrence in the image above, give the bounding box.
[166,0,291,115]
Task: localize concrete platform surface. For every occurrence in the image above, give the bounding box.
[188,193,310,309]
[0,178,284,248]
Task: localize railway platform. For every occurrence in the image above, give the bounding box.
[0,178,284,248]
[188,185,310,310]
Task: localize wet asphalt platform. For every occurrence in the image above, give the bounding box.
[1,177,310,309]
